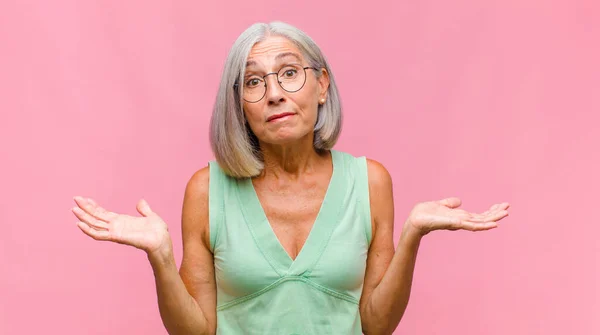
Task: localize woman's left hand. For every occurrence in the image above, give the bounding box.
[405,197,510,237]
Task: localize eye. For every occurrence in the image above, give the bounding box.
[245,77,263,88]
[279,65,300,80]
[282,69,297,78]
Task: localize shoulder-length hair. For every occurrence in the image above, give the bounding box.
[209,21,343,178]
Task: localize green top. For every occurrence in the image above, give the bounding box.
[208,150,372,334]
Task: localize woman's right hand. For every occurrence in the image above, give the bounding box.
[72,196,172,257]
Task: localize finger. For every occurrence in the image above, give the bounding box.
[482,202,510,216]
[73,196,117,222]
[431,215,465,230]
[461,214,488,223]
[136,199,155,217]
[458,208,486,220]
[72,207,109,230]
[465,208,506,222]
[460,220,498,231]
[438,197,462,208]
[481,204,500,216]
[86,198,119,221]
[76,221,111,241]
[491,209,509,221]
[430,215,498,231]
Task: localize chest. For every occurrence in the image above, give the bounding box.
[252,177,329,260]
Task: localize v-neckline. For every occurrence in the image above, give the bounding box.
[236,150,347,276]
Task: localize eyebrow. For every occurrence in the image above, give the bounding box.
[245,52,303,68]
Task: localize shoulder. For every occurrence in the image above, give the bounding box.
[182,165,211,248]
[186,165,211,195]
[333,150,393,194]
[365,158,394,233]
[365,158,393,193]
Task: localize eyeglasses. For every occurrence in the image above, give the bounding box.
[234,64,318,103]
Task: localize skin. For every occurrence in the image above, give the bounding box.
[241,35,332,260]
[71,35,510,334]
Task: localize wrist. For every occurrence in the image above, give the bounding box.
[396,222,423,254]
[147,242,175,269]
[402,220,425,241]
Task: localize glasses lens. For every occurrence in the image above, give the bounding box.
[243,77,265,103]
[278,64,306,92]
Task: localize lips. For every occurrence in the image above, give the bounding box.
[267,112,295,122]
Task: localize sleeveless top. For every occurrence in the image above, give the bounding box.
[208,150,372,334]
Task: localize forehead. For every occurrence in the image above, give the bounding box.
[246,36,304,67]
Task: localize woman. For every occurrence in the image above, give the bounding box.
[72,21,510,334]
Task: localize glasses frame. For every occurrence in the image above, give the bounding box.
[234,64,319,103]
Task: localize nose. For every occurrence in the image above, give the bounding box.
[264,73,285,105]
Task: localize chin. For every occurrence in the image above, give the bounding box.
[264,128,313,145]
[268,135,302,145]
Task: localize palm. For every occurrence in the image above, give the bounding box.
[407,197,510,236]
[72,196,171,254]
[106,215,167,251]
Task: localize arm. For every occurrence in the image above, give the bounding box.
[359,158,418,335]
[149,166,217,335]
[359,159,510,334]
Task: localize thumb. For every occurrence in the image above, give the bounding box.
[438,197,462,208]
[136,199,155,217]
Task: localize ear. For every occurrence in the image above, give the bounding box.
[317,68,330,100]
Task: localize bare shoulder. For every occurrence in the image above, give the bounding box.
[366,158,393,193]
[185,165,210,197]
[182,165,211,251]
[365,158,394,236]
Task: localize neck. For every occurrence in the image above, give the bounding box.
[258,134,328,180]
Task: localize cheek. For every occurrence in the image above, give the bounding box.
[243,105,263,124]
[298,94,319,122]
[242,108,263,134]
[304,85,322,115]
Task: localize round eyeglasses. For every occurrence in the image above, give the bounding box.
[234,64,318,103]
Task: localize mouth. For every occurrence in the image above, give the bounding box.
[267,112,295,122]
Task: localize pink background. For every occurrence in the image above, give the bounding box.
[1,0,598,334]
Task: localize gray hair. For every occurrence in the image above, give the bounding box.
[209,21,343,178]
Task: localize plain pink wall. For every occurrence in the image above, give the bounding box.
[1,0,598,334]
